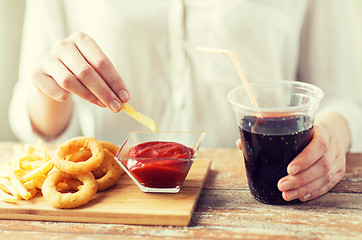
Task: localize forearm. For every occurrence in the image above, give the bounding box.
[28,88,73,140]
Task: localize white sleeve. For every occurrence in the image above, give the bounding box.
[8,0,81,145]
[298,0,362,152]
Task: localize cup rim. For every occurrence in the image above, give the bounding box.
[227,80,324,113]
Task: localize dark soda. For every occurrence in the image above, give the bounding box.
[239,114,313,205]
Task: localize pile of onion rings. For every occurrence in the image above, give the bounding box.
[42,137,124,209]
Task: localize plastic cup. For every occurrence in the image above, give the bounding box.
[227,81,324,204]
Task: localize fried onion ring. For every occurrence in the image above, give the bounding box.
[99,140,120,155]
[53,137,104,174]
[92,149,124,191]
[42,170,97,209]
[67,149,92,162]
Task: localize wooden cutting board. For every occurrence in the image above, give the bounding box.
[0,144,211,226]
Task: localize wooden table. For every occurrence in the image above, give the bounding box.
[0,144,361,240]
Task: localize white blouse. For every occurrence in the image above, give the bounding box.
[9,0,362,151]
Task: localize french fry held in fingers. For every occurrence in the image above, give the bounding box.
[0,140,53,203]
[121,103,157,133]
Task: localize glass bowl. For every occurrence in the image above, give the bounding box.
[114,131,206,193]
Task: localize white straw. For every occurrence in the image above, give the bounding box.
[196,47,262,117]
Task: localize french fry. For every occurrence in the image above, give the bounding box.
[0,177,12,193]
[10,173,32,200]
[19,158,42,170]
[23,177,46,191]
[121,103,157,133]
[23,180,36,190]
[0,189,17,203]
[21,161,53,182]
[40,146,51,162]
[0,177,20,199]
[29,188,38,199]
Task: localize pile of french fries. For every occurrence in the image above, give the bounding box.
[0,141,53,203]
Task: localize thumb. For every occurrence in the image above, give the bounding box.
[236,139,242,150]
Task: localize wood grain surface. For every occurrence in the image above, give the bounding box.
[0,144,361,240]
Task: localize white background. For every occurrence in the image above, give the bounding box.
[1,0,362,141]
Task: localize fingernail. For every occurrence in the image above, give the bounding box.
[288,165,301,175]
[118,90,129,103]
[109,99,121,112]
[303,194,311,202]
[280,181,293,191]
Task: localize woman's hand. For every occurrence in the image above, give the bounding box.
[33,32,129,112]
[29,32,129,139]
[277,112,350,202]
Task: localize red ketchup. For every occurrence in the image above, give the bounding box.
[127,141,195,188]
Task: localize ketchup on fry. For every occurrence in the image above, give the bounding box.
[127,141,195,188]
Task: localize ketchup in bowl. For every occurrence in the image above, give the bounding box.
[126,141,195,188]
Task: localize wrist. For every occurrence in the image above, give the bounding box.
[315,112,351,153]
[28,87,73,140]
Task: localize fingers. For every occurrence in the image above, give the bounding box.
[37,55,105,107]
[279,154,334,191]
[32,69,70,102]
[280,165,344,202]
[286,125,328,176]
[69,33,129,103]
[278,124,346,202]
[56,37,123,112]
[35,32,129,112]
[299,168,345,202]
[281,176,326,201]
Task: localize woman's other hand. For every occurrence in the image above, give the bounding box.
[277,112,350,202]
